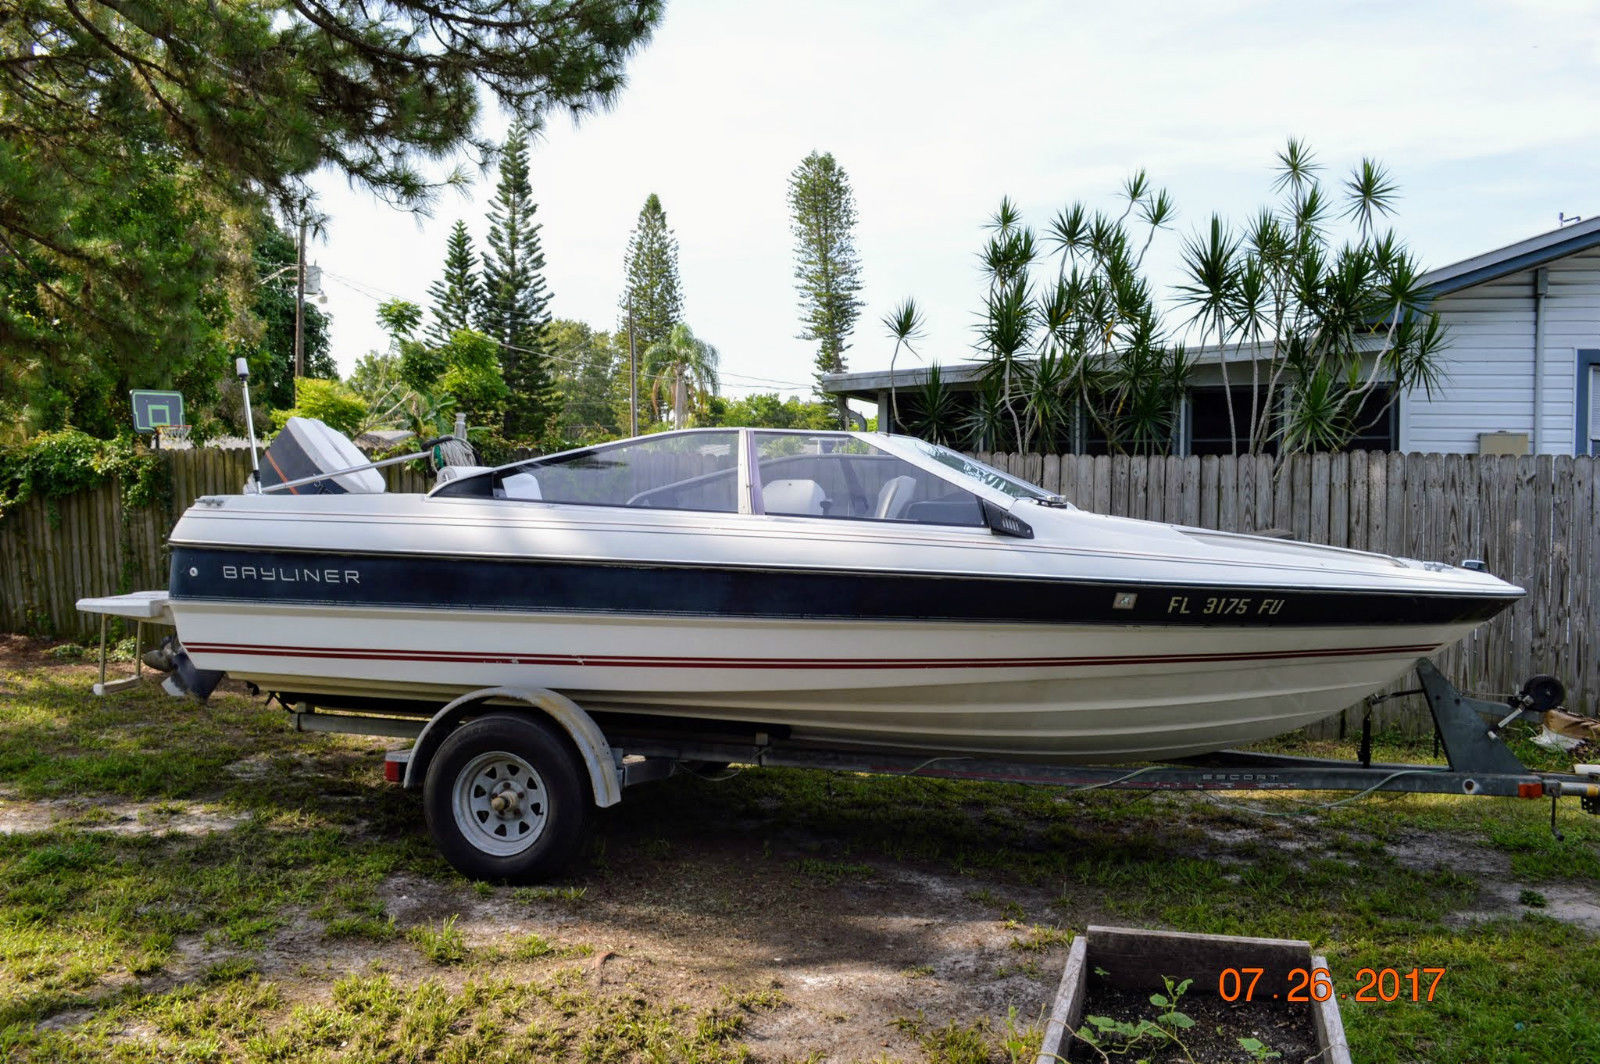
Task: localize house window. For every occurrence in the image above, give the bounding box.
[1579,351,1600,457]
[1342,386,1398,452]
[1187,386,1272,456]
[1186,385,1397,454]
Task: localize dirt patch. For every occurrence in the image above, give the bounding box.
[0,792,249,836]
[1309,830,1600,934]
[0,634,58,668]
[355,842,1069,1061]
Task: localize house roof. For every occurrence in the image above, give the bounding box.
[822,361,985,398]
[1419,215,1600,296]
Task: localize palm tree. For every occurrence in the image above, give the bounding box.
[642,323,720,429]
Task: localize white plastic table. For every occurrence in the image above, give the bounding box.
[74,590,173,695]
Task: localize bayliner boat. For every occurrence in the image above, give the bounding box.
[161,421,1523,762]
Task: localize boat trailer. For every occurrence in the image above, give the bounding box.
[293,658,1600,856]
[72,589,1600,879]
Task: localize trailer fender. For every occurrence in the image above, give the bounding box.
[401,686,622,807]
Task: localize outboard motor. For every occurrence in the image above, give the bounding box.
[257,417,387,495]
[142,634,224,702]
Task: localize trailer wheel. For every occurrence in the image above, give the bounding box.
[423,713,588,882]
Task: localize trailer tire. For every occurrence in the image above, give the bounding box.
[423,713,589,882]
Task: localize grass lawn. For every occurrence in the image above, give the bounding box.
[2,643,1598,1062]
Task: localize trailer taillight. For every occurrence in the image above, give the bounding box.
[384,749,411,784]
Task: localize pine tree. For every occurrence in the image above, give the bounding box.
[481,124,556,440]
[788,152,864,426]
[0,0,662,393]
[618,194,684,424]
[428,221,483,345]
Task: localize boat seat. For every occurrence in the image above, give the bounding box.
[763,478,826,516]
[874,475,918,520]
[499,472,543,500]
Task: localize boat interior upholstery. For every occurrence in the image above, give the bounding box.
[874,475,918,520]
[763,478,827,516]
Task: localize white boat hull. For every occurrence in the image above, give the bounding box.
[180,603,1462,761]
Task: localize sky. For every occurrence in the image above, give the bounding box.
[307,0,1600,407]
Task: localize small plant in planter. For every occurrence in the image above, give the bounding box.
[1039,927,1345,1064]
[1074,975,1282,1063]
[1236,1037,1282,1062]
[1075,975,1199,1061]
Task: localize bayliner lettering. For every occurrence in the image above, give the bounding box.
[221,564,360,584]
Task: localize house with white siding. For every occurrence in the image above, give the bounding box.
[1402,217,1600,456]
[822,217,1600,456]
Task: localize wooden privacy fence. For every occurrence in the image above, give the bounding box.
[2,447,1596,732]
[969,450,1599,728]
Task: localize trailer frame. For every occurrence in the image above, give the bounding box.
[289,658,1600,820]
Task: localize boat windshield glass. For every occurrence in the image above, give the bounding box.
[434,432,740,513]
[755,432,984,527]
[892,438,1055,501]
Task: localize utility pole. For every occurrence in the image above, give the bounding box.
[627,302,638,437]
[293,204,307,379]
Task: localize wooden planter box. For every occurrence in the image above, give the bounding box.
[1036,926,1351,1064]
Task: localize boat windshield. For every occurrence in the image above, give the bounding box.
[431,429,1064,518]
[886,437,1059,503]
[432,431,741,513]
[754,432,985,526]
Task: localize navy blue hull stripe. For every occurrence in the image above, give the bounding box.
[167,546,1516,629]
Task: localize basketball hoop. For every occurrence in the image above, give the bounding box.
[156,424,192,449]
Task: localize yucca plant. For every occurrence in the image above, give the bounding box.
[881,298,925,433]
[1023,346,1078,454]
[903,363,960,446]
[894,140,1439,457]
[1177,138,1445,454]
[964,175,1186,456]
[975,198,1039,448]
[961,375,1011,453]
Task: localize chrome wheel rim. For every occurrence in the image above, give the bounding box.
[452,751,548,856]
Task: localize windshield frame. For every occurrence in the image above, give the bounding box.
[865,433,1068,507]
[428,427,1066,515]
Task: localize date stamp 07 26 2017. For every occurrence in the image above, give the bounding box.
[1218,966,1446,1004]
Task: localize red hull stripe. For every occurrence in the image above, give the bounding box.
[182,641,1438,670]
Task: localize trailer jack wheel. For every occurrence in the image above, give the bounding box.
[424,713,588,882]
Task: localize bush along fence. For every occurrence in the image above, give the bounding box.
[2,446,1594,735]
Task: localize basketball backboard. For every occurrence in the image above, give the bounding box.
[130,390,185,432]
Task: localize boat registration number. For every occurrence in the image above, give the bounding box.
[1166,595,1287,616]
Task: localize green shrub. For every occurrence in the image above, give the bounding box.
[273,378,369,438]
[0,429,168,518]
